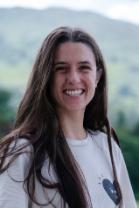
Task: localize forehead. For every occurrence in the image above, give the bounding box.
[54,42,96,63]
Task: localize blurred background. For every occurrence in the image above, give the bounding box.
[0,0,139,206]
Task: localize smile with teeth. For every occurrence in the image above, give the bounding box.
[63,89,84,96]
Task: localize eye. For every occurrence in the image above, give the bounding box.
[54,66,68,72]
[55,67,65,71]
[79,65,91,71]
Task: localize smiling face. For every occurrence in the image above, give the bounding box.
[51,41,101,116]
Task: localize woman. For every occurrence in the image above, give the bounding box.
[0,26,137,208]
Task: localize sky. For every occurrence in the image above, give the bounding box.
[0,0,139,25]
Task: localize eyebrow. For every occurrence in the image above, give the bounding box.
[79,61,91,65]
[54,61,92,66]
[54,61,68,66]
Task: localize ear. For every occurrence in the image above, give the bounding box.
[95,68,102,86]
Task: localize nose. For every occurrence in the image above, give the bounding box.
[66,68,80,84]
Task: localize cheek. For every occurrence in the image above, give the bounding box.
[87,75,97,89]
[51,76,62,101]
[50,77,58,100]
[51,75,58,90]
[52,74,63,88]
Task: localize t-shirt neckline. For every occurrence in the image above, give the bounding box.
[66,131,91,146]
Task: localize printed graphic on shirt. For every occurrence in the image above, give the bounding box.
[98,175,120,205]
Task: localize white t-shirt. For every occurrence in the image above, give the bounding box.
[0,131,137,208]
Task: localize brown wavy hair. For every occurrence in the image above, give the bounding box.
[0,26,122,207]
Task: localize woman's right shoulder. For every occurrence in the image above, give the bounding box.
[0,138,34,186]
[8,137,34,153]
[0,137,34,169]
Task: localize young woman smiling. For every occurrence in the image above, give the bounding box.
[0,26,137,208]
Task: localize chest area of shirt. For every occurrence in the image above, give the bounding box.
[69,142,120,207]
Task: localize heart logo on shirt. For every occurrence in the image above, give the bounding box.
[102,179,120,205]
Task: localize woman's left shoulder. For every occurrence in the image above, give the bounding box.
[88,129,122,157]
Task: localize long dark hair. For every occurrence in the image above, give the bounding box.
[0,26,122,207]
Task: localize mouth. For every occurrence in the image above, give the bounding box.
[63,89,85,96]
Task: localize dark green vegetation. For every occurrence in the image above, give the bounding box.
[117,128,139,199]
[0,7,139,201]
[0,88,15,136]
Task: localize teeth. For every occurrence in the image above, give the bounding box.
[64,89,83,96]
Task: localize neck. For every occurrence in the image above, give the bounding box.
[57,109,86,140]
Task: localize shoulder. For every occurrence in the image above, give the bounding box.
[0,139,33,207]
[6,138,34,161]
[9,137,33,148]
[89,129,119,146]
[88,129,122,160]
[88,129,108,147]
[1,138,34,176]
[7,137,34,155]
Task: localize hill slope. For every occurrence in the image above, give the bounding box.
[0,7,139,125]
